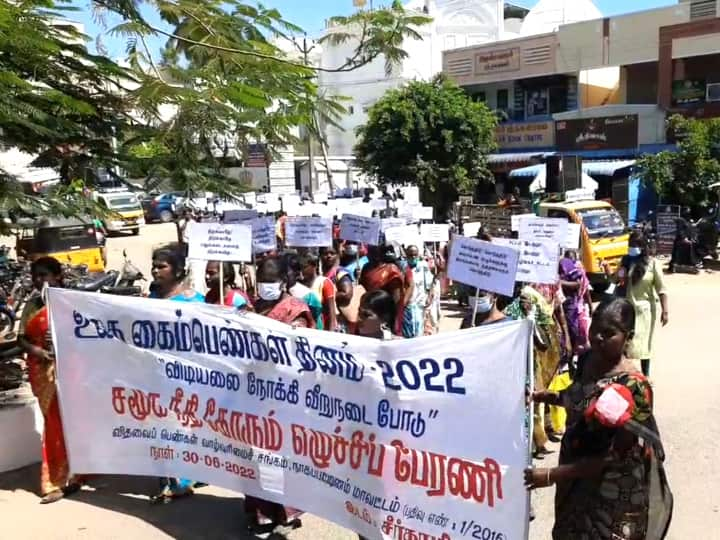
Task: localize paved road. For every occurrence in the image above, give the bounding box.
[1,223,719,539]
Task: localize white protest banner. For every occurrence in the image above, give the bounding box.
[251,216,277,254]
[518,217,568,247]
[187,222,252,262]
[381,218,406,232]
[223,209,258,223]
[494,238,559,285]
[340,214,381,245]
[563,222,582,250]
[50,289,531,540]
[383,225,422,248]
[511,214,536,232]
[285,217,333,247]
[420,223,450,243]
[463,222,482,238]
[447,236,520,296]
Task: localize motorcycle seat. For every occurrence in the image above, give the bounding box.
[70,271,119,292]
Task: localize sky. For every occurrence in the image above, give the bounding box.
[71,0,680,58]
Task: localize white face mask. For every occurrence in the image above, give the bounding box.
[257,282,282,301]
[469,295,494,314]
[628,247,642,257]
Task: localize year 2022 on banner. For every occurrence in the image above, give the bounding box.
[49,289,533,540]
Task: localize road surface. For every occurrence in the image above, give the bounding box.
[1,223,719,539]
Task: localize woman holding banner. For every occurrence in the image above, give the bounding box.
[246,256,312,532]
[18,257,83,503]
[526,298,672,540]
[148,247,205,503]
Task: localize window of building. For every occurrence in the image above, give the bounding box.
[497,89,509,110]
[472,91,486,103]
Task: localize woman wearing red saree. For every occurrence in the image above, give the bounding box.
[18,257,81,504]
[359,244,407,334]
[245,256,314,533]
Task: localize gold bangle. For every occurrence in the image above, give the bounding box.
[546,469,551,486]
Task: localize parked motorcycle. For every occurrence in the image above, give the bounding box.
[695,210,719,261]
[67,250,144,296]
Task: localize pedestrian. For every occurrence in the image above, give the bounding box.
[359,244,407,335]
[402,245,434,338]
[246,256,311,532]
[459,288,508,328]
[204,261,252,310]
[284,252,324,330]
[321,244,356,333]
[356,289,400,341]
[147,246,204,503]
[614,230,669,376]
[525,298,673,540]
[18,257,83,503]
[300,252,338,331]
[559,250,593,355]
[340,241,368,282]
[92,217,108,267]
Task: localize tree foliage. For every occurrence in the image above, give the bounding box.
[638,115,720,212]
[354,76,497,216]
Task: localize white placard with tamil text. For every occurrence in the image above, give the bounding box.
[511,214,536,232]
[381,218,406,232]
[187,222,252,262]
[414,206,434,221]
[518,217,568,247]
[563,223,582,250]
[494,238,560,285]
[383,225,422,249]
[250,217,277,254]
[420,224,450,243]
[50,289,531,540]
[223,209,259,223]
[340,214,381,246]
[463,222,482,238]
[285,217,333,247]
[447,236,520,296]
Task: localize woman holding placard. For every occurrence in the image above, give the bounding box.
[204,261,252,310]
[525,298,672,540]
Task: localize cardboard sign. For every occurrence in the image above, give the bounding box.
[384,225,422,248]
[313,192,328,204]
[494,238,559,284]
[511,213,536,232]
[223,209,259,223]
[187,222,252,262]
[415,206,434,221]
[421,223,450,243]
[518,217,568,246]
[285,217,333,247]
[251,216,277,254]
[403,186,420,203]
[381,218,407,232]
[447,236,520,296]
[463,222,482,238]
[339,214,381,245]
[563,223,582,250]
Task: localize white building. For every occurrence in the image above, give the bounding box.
[318,0,531,157]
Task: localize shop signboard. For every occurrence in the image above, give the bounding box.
[555,115,638,151]
[656,205,681,255]
[475,47,520,75]
[495,121,554,149]
[672,80,706,106]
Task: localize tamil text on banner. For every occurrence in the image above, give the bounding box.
[447,236,519,296]
[340,215,381,246]
[518,217,568,247]
[383,225,421,249]
[285,217,333,248]
[420,224,450,244]
[250,217,277,254]
[494,238,559,285]
[187,223,252,262]
[50,290,532,540]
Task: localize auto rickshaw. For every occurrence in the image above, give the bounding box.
[15,217,105,272]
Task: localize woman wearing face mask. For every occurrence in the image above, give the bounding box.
[459,288,507,328]
[148,247,204,503]
[340,242,368,282]
[18,257,82,503]
[614,231,669,377]
[402,245,434,337]
[204,261,252,310]
[525,298,672,540]
[284,253,324,330]
[245,256,312,532]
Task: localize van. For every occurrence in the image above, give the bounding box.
[95,191,145,235]
[538,199,629,291]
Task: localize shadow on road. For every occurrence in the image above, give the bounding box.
[0,465,286,540]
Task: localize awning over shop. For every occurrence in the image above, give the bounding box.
[487,151,553,164]
[510,160,637,179]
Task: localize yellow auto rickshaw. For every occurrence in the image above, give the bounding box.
[15,216,105,272]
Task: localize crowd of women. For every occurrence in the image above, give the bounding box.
[15,227,673,539]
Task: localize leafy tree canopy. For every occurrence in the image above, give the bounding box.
[354,75,497,216]
[638,115,720,213]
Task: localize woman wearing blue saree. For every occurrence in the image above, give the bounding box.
[148,246,204,503]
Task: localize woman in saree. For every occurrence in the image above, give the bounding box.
[18,257,82,504]
[526,298,673,540]
[204,261,252,310]
[359,244,407,335]
[559,250,592,355]
[246,256,313,533]
[148,247,204,503]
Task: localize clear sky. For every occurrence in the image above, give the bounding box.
[72,0,680,58]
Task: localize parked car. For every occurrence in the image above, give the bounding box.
[142,192,185,223]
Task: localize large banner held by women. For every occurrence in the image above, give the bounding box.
[49,289,532,540]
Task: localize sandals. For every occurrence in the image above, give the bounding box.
[40,482,83,504]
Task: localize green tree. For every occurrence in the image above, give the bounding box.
[354,75,498,217]
[638,115,720,212]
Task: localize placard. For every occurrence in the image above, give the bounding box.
[511,213,536,232]
[518,217,568,246]
[223,209,259,223]
[563,223,582,250]
[187,222,252,262]
[250,216,277,254]
[494,238,559,284]
[447,236,520,296]
[403,186,420,203]
[313,192,328,204]
[414,206,434,221]
[381,217,407,232]
[384,225,422,248]
[339,214,381,245]
[463,222,482,238]
[50,289,532,540]
[421,223,450,243]
[285,217,333,247]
